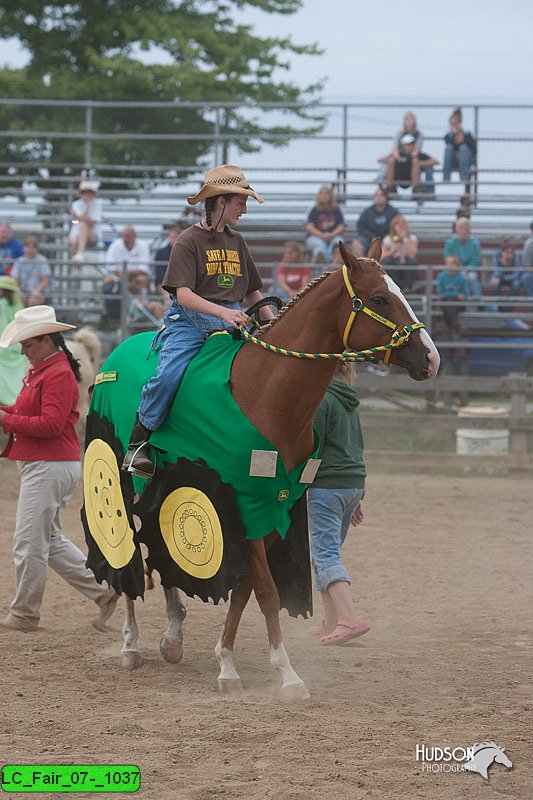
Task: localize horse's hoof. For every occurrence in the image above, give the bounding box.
[217,677,243,695]
[280,681,310,701]
[160,635,183,664]
[122,651,142,671]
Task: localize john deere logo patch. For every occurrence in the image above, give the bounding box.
[278,489,289,502]
[217,274,235,289]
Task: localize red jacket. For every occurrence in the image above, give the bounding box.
[0,350,80,461]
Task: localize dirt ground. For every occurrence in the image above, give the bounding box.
[0,458,531,800]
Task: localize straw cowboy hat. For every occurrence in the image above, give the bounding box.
[0,305,76,348]
[187,164,264,205]
[79,180,99,193]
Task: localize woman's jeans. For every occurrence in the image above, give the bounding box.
[305,234,344,262]
[443,143,474,180]
[307,486,365,593]
[138,298,239,431]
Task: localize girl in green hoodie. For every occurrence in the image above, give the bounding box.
[307,362,370,646]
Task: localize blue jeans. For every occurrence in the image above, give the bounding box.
[138,298,239,430]
[305,234,344,261]
[521,272,533,296]
[443,143,474,180]
[307,486,365,593]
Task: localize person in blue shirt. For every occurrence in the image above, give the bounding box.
[443,217,482,300]
[352,188,399,258]
[490,239,521,298]
[0,222,24,276]
[437,255,469,334]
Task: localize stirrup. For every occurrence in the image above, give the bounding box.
[126,442,156,480]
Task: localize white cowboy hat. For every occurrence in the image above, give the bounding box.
[79,180,99,193]
[0,305,76,348]
[187,164,264,205]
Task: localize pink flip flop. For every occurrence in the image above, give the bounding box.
[320,620,370,646]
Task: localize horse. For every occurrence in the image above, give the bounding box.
[67,327,102,439]
[463,742,513,780]
[82,240,439,698]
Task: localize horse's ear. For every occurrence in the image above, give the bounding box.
[367,238,382,261]
[338,240,349,265]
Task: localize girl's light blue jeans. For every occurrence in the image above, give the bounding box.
[138,297,239,431]
[305,234,344,261]
[307,485,365,593]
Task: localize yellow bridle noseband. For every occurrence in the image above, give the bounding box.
[236,264,426,364]
[341,264,425,364]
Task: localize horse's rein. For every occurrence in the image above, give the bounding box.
[235,264,426,364]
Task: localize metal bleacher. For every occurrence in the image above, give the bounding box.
[1,99,532,344]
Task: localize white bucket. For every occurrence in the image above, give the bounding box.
[456,428,510,455]
[456,405,510,455]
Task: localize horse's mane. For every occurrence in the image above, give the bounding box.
[259,270,332,335]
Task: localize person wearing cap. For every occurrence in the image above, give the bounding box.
[69,181,103,262]
[0,276,27,405]
[0,305,118,632]
[381,134,439,195]
[122,164,271,479]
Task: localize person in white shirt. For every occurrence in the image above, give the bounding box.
[69,181,103,262]
[105,227,151,278]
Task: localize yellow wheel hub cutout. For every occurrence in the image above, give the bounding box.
[83,438,136,569]
[159,487,223,579]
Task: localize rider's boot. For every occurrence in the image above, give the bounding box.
[121,415,155,479]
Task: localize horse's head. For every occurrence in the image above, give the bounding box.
[339,240,440,380]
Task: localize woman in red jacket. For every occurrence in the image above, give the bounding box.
[0,305,118,632]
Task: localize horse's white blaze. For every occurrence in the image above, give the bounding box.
[270,643,305,689]
[384,274,440,378]
[215,640,241,681]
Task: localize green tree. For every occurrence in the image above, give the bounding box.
[0,0,324,182]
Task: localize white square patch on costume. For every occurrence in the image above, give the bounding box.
[249,449,278,478]
[299,458,322,484]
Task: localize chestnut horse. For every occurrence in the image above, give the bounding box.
[102,241,439,697]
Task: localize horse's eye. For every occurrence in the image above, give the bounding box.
[370,295,386,306]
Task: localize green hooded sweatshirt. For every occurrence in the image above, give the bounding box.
[312,380,366,489]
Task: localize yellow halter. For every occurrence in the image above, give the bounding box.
[341,264,425,365]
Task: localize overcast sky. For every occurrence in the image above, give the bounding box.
[242,0,533,103]
[1,0,532,103]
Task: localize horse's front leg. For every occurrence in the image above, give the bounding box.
[121,597,142,670]
[250,538,310,700]
[215,574,253,694]
[160,587,186,663]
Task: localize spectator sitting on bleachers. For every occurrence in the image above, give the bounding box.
[378,134,439,196]
[520,220,533,296]
[11,236,51,307]
[352,188,399,258]
[489,238,521,298]
[0,222,24,276]
[105,226,151,278]
[443,216,482,300]
[442,107,477,182]
[128,272,165,323]
[381,215,418,291]
[437,255,469,335]
[304,184,345,263]
[276,240,312,300]
[69,181,102,262]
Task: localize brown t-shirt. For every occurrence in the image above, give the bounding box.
[162,224,263,303]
